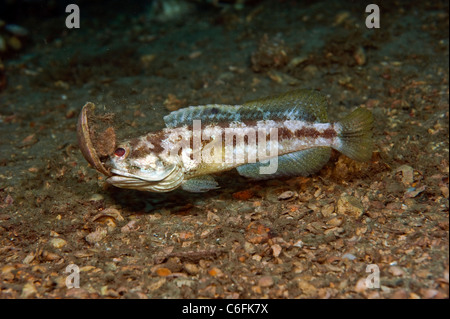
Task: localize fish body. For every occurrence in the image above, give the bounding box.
[104,90,374,193]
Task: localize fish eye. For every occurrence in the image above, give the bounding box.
[114,147,127,158]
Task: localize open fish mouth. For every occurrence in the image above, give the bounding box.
[106,165,184,192]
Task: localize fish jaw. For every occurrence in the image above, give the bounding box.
[106,164,185,192]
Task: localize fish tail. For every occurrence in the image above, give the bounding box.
[334,108,374,161]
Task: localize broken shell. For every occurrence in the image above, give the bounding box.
[77,102,112,176]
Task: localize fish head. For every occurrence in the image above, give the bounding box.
[105,141,184,192]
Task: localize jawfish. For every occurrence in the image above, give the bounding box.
[77,90,374,193]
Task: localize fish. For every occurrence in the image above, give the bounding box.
[85,89,374,193]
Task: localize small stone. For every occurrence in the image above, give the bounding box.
[189,51,202,59]
[21,283,37,298]
[389,266,406,276]
[19,134,38,148]
[184,263,200,275]
[244,241,256,254]
[326,217,343,227]
[288,55,308,67]
[4,194,14,206]
[208,267,223,277]
[258,275,274,287]
[65,288,91,298]
[293,240,303,248]
[421,288,439,299]
[297,281,316,295]
[5,24,29,36]
[353,46,366,66]
[232,189,254,200]
[207,211,220,223]
[395,165,414,186]
[85,227,107,244]
[278,190,296,200]
[89,194,104,201]
[390,289,408,299]
[156,267,172,277]
[337,195,364,218]
[342,253,357,260]
[23,252,35,264]
[405,185,426,198]
[50,238,67,249]
[121,220,138,233]
[65,109,76,119]
[271,244,282,258]
[147,278,166,291]
[354,277,368,293]
[42,250,61,261]
[321,204,335,217]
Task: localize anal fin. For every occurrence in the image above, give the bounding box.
[236,147,331,180]
[181,175,220,193]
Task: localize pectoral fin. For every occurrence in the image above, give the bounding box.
[181,175,220,193]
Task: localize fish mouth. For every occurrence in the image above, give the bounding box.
[106,165,184,192]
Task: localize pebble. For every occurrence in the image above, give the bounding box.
[244,241,256,254]
[288,55,308,67]
[405,185,426,198]
[271,244,282,258]
[88,194,104,201]
[390,289,408,299]
[258,275,274,287]
[395,165,414,186]
[353,46,366,66]
[184,263,200,275]
[389,266,406,276]
[278,190,296,200]
[293,240,303,248]
[337,195,364,218]
[21,282,37,298]
[50,238,67,249]
[19,134,38,148]
[42,250,60,261]
[342,253,357,260]
[5,24,29,37]
[65,109,76,119]
[232,189,254,200]
[326,217,343,227]
[156,267,172,277]
[85,227,107,244]
[208,267,223,277]
[321,204,335,218]
[121,220,138,233]
[354,277,368,293]
[23,252,35,264]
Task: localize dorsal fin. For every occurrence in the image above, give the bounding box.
[242,89,329,123]
[164,104,242,128]
[163,89,329,128]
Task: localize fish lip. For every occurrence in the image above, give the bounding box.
[108,166,176,183]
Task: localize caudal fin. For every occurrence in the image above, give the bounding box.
[334,108,374,162]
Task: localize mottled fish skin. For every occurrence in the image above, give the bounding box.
[104,90,374,193]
